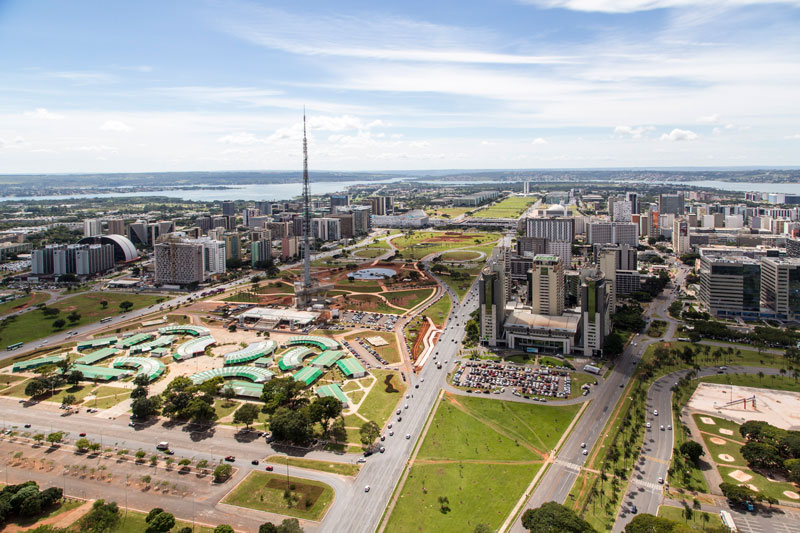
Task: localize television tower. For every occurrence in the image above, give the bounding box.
[302,111,311,290]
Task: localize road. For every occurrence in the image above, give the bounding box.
[507,272,682,532]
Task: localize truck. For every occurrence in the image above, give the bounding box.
[584,364,601,375]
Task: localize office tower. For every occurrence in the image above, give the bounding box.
[659,193,685,216]
[351,206,372,236]
[330,194,349,210]
[526,217,575,242]
[760,258,800,322]
[527,255,564,316]
[581,267,610,357]
[224,232,241,261]
[597,248,617,310]
[222,201,235,217]
[698,254,761,319]
[626,192,639,214]
[83,218,102,238]
[251,239,272,267]
[154,240,205,286]
[255,201,273,216]
[611,200,632,222]
[673,218,691,254]
[479,262,507,347]
[106,218,125,236]
[587,222,639,248]
[282,235,299,261]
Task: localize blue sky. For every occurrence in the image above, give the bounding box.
[0,0,799,173]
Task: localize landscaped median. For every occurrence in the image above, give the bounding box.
[384,393,580,533]
[221,471,335,521]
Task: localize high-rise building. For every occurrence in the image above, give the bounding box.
[251,239,272,267]
[479,262,507,347]
[222,201,235,217]
[659,193,685,216]
[154,240,205,286]
[698,254,761,319]
[581,267,610,357]
[588,222,639,248]
[224,232,241,261]
[527,255,564,316]
[83,218,102,238]
[673,218,691,254]
[106,218,125,236]
[760,257,800,322]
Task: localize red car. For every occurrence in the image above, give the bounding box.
[265,465,274,471]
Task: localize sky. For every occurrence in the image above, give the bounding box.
[0,0,799,174]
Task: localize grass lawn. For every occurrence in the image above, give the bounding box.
[0,292,49,317]
[422,293,452,328]
[353,247,388,259]
[105,509,215,533]
[384,288,434,311]
[472,196,536,219]
[339,294,404,315]
[437,265,483,302]
[357,369,406,428]
[0,292,163,347]
[440,250,483,261]
[222,471,334,521]
[657,505,724,530]
[266,455,360,476]
[214,398,241,420]
[647,320,668,337]
[386,462,538,533]
[717,466,798,501]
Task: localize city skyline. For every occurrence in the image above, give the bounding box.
[1,0,799,173]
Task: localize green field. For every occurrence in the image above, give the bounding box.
[384,288,434,310]
[423,293,452,328]
[266,455,360,476]
[386,393,578,533]
[358,369,407,428]
[657,505,724,530]
[0,292,49,317]
[0,292,162,347]
[221,471,334,520]
[471,196,535,219]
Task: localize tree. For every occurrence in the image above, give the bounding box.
[233,403,260,428]
[521,502,595,532]
[214,526,235,533]
[145,509,175,533]
[52,319,66,330]
[269,406,313,445]
[680,441,705,465]
[360,420,381,450]
[80,499,120,533]
[213,464,233,482]
[309,396,342,436]
[260,377,307,414]
[119,300,134,313]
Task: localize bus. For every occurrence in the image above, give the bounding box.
[6,342,22,351]
[720,510,737,531]
[100,317,113,324]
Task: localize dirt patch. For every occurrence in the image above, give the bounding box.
[728,469,753,483]
[718,454,735,463]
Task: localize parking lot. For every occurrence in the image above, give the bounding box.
[454,361,574,399]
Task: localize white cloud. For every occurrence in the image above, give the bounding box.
[697,114,720,124]
[24,108,64,120]
[659,128,698,141]
[519,0,800,14]
[614,126,652,139]
[531,137,548,145]
[101,120,132,132]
